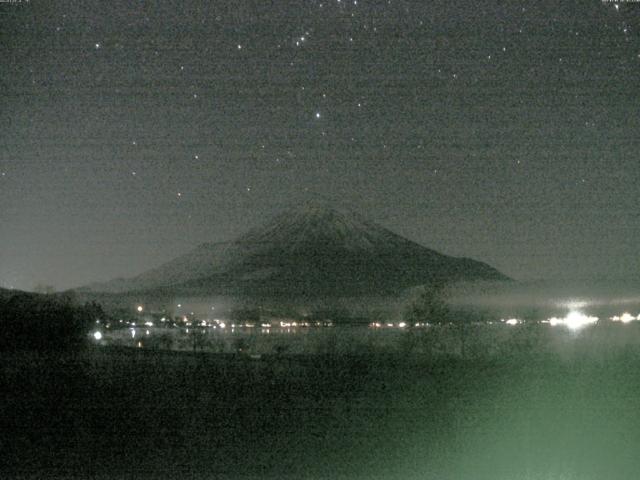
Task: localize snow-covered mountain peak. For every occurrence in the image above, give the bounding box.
[238,203,402,253]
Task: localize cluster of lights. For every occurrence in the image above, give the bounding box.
[93,306,640,352]
[610,313,640,323]
[500,312,640,329]
[545,311,598,330]
[279,321,311,328]
[370,322,426,329]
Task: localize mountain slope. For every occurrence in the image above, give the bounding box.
[86,203,509,297]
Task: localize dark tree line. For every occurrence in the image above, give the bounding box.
[0,292,104,352]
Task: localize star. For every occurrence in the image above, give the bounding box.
[315,112,321,119]
[95,43,101,49]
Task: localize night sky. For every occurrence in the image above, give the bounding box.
[2,0,639,291]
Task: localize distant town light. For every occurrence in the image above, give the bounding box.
[548,311,598,330]
[565,311,598,330]
[620,313,634,323]
[610,312,638,323]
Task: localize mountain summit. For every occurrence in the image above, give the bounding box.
[87,204,509,297]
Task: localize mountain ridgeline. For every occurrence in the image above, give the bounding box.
[87,205,509,298]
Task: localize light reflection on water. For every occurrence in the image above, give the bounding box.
[95,309,640,359]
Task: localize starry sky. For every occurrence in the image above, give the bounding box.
[1,0,639,291]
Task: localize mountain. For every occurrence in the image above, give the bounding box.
[0,287,42,303]
[85,203,509,298]
[0,287,20,302]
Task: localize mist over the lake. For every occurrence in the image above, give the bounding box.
[448,279,640,320]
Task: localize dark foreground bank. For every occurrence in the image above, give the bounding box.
[3,346,640,480]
